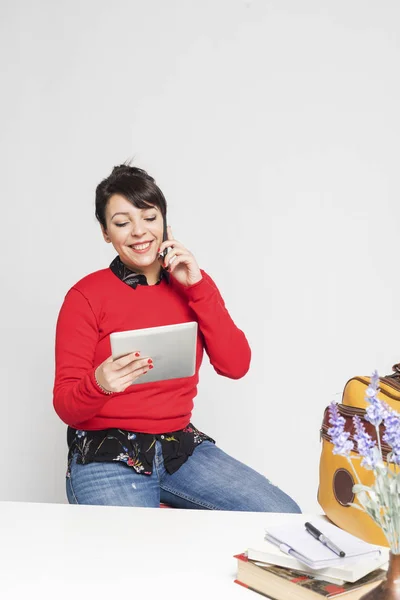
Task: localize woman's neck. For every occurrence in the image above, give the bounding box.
[120,258,162,286]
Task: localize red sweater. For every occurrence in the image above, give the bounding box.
[53,268,251,433]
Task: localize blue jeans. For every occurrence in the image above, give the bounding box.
[66,440,301,513]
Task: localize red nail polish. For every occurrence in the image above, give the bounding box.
[157,248,161,253]
[149,364,154,369]
[148,358,152,364]
[135,352,140,357]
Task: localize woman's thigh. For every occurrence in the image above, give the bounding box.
[67,454,160,507]
[159,442,301,513]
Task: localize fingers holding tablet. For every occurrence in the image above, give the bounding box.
[127,357,154,387]
[95,352,153,393]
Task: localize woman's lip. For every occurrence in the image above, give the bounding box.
[130,241,154,254]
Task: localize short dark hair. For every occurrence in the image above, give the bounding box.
[95,163,167,230]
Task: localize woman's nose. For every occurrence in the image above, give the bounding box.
[130,221,146,237]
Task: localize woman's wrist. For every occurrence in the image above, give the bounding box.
[186,272,202,286]
[94,368,113,395]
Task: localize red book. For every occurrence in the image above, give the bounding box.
[234,553,384,599]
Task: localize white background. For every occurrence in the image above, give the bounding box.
[1,0,400,512]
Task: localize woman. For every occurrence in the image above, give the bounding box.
[53,163,300,512]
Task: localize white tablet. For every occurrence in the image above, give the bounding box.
[110,321,198,385]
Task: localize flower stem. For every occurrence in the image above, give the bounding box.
[375,425,383,461]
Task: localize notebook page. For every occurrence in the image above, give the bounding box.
[265,520,380,565]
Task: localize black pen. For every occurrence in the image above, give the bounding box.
[305,522,346,558]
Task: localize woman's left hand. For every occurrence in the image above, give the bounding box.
[158,226,202,287]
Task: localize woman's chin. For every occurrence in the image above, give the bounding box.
[135,255,158,266]
[123,253,158,270]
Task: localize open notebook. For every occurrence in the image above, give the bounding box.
[263,520,382,571]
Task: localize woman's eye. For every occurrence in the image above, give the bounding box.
[145,217,156,222]
[115,222,129,228]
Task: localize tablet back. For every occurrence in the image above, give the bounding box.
[110,321,198,384]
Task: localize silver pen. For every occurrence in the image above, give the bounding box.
[305,522,346,558]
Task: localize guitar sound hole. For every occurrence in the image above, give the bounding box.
[333,468,355,506]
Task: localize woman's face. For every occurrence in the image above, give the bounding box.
[102,194,164,276]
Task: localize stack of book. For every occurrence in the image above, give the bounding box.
[234,520,388,599]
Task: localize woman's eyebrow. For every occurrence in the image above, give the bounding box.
[111,212,130,220]
[110,207,159,220]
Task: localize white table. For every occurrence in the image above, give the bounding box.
[0,501,316,600]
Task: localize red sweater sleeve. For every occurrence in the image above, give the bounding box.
[181,271,251,379]
[53,288,112,425]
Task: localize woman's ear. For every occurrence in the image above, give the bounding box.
[101,225,111,243]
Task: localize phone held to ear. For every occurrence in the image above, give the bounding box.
[160,219,171,260]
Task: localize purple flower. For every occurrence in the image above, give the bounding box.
[370,370,380,392]
[328,402,345,436]
[364,371,387,427]
[353,415,377,469]
[328,403,354,456]
[382,410,400,465]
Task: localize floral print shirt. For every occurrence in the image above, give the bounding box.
[67,256,215,477]
[67,424,214,477]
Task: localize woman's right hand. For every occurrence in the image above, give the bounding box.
[95,352,153,393]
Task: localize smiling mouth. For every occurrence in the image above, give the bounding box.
[130,241,153,252]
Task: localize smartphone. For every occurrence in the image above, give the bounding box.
[160,218,171,259]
